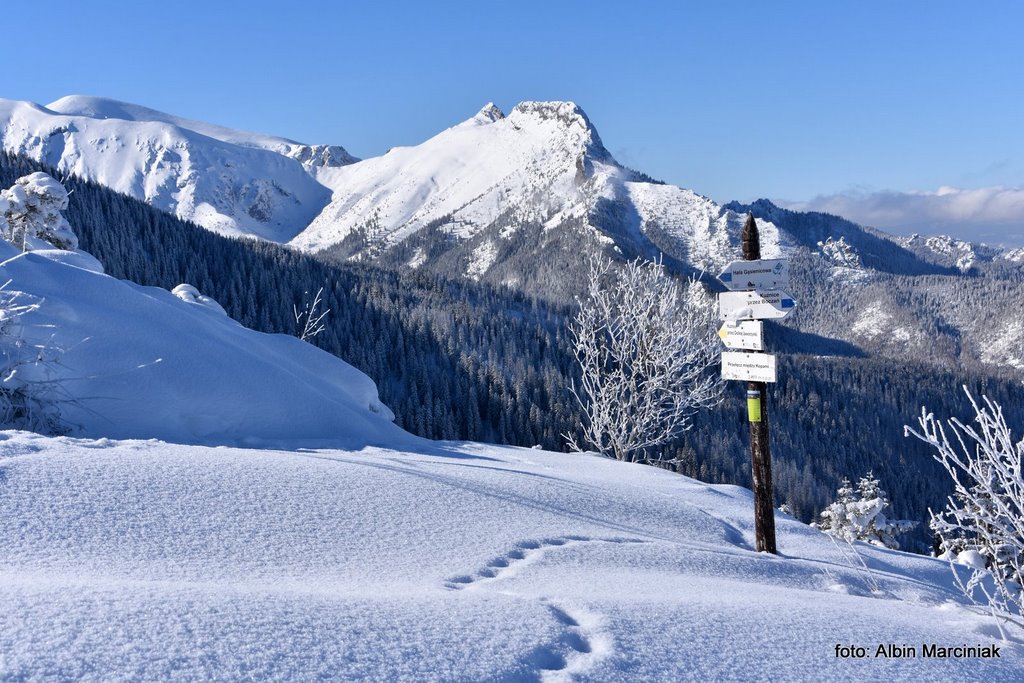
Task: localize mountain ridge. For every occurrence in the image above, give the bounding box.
[3,95,1023,373]
[45,94,359,169]
[0,96,338,240]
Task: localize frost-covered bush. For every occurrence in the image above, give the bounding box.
[565,256,721,463]
[907,390,1024,621]
[1,172,79,251]
[813,472,916,549]
[0,283,65,433]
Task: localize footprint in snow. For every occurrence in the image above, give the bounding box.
[444,535,645,590]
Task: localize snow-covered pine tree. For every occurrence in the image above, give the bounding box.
[813,478,856,541]
[813,472,916,549]
[1,172,78,251]
[0,173,77,432]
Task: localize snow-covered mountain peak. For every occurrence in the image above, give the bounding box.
[898,233,979,271]
[290,98,789,280]
[292,99,630,253]
[47,94,163,122]
[472,102,505,124]
[509,100,588,127]
[508,100,610,160]
[1002,246,1024,263]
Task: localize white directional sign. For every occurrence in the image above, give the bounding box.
[721,351,777,383]
[718,290,797,321]
[718,259,790,291]
[718,320,764,350]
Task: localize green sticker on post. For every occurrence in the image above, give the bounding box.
[747,390,762,423]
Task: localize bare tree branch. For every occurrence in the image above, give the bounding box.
[294,287,330,342]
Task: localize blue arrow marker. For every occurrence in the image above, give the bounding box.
[781,299,795,309]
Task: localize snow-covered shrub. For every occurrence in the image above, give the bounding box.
[172,284,227,316]
[1,172,79,251]
[0,282,66,433]
[813,472,916,549]
[906,389,1024,621]
[565,256,722,464]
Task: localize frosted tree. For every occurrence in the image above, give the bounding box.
[906,389,1024,622]
[814,478,857,540]
[0,174,76,432]
[565,255,722,463]
[1,172,78,251]
[813,472,916,549]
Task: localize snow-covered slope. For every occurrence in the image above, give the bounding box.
[1,433,1017,680]
[0,179,1018,680]
[0,239,401,447]
[625,181,787,269]
[0,97,342,240]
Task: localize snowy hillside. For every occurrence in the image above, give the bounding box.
[0,97,343,240]
[1,433,1018,680]
[0,239,400,447]
[0,177,1020,679]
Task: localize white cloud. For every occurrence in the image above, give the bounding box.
[778,186,1024,246]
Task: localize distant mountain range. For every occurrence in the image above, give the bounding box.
[2,95,1023,374]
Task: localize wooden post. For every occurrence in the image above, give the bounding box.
[741,213,778,554]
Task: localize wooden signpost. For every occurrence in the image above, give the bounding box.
[716,214,786,555]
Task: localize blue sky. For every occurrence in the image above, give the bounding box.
[4,1,1023,243]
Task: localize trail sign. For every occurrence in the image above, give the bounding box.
[718,290,797,321]
[718,258,790,291]
[721,351,777,383]
[718,320,763,350]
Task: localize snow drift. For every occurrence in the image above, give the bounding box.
[0,238,402,447]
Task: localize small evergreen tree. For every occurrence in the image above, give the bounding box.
[814,471,916,549]
[1,172,78,251]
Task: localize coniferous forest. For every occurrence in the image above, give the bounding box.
[3,151,1022,552]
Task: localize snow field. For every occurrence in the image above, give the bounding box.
[1,433,1020,681]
